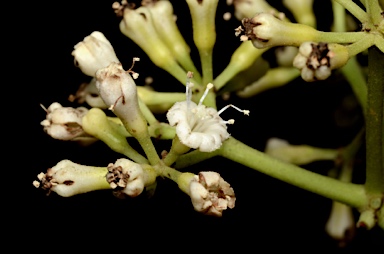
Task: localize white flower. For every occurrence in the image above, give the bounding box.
[189,171,236,217]
[40,102,92,141]
[166,80,249,152]
[72,31,120,77]
[264,137,338,165]
[95,62,147,135]
[33,160,110,197]
[106,158,145,197]
[325,201,355,246]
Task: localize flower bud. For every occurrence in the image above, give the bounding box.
[264,137,338,165]
[146,1,199,77]
[233,0,277,20]
[72,31,120,77]
[82,108,137,156]
[242,13,319,48]
[119,6,175,69]
[41,102,95,142]
[293,42,349,82]
[33,160,110,197]
[185,0,218,51]
[325,201,355,246]
[95,62,148,136]
[282,0,316,27]
[237,67,300,98]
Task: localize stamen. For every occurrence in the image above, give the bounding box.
[40,103,48,113]
[221,119,235,125]
[217,104,250,116]
[198,83,214,106]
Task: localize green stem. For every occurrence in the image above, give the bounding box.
[332,0,347,33]
[340,56,367,113]
[333,0,369,24]
[163,63,192,86]
[153,163,182,183]
[174,149,221,169]
[136,133,161,165]
[346,34,376,56]
[163,136,191,166]
[365,47,384,194]
[220,137,367,208]
[138,98,157,125]
[200,49,213,85]
[316,31,367,44]
[214,42,267,90]
[366,0,383,24]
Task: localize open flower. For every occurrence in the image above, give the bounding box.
[40,102,94,142]
[189,171,236,217]
[72,31,120,77]
[166,79,249,152]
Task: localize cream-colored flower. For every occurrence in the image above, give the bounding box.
[293,42,349,81]
[106,158,145,197]
[166,81,249,152]
[189,171,236,217]
[95,62,147,135]
[72,31,119,77]
[33,160,110,197]
[40,102,93,142]
[240,13,318,48]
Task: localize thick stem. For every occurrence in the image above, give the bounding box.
[365,47,384,194]
[220,137,367,208]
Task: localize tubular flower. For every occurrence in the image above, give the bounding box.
[40,102,94,142]
[72,31,120,77]
[240,12,318,48]
[95,62,147,136]
[189,171,236,217]
[33,160,110,197]
[166,80,249,152]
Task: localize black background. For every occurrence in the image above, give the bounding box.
[19,0,383,252]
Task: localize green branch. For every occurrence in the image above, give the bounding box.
[220,137,367,209]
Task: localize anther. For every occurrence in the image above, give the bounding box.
[198,83,214,106]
